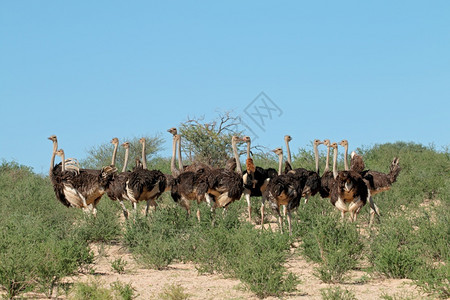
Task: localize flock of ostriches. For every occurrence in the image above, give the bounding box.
[48,129,401,234]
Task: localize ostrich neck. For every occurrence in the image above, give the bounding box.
[60,152,66,172]
[122,148,129,173]
[232,139,242,175]
[333,147,338,179]
[246,141,251,159]
[324,145,330,173]
[285,139,292,165]
[277,153,283,175]
[141,142,147,169]
[49,140,57,176]
[177,135,184,170]
[111,143,118,166]
[170,136,177,175]
[314,143,319,174]
[343,145,349,171]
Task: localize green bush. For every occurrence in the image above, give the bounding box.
[320,286,357,300]
[110,281,138,300]
[123,205,194,270]
[111,258,127,274]
[299,213,363,283]
[68,279,113,300]
[369,216,425,279]
[158,283,190,300]
[74,199,122,243]
[0,162,94,299]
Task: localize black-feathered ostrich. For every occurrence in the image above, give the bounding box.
[242,136,278,222]
[167,129,208,221]
[329,142,369,222]
[125,138,170,216]
[106,138,133,219]
[318,139,335,199]
[350,150,401,225]
[48,135,76,207]
[53,148,116,215]
[263,147,306,234]
[284,137,322,204]
[196,136,244,211]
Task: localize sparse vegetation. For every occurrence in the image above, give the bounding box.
[0,140,448,299]
[111,258,128,274]
[320,286,357,300]
[157,283,190,300]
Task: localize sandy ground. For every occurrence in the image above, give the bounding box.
[55,241,423,300]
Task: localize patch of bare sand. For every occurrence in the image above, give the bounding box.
[62,242,422,300]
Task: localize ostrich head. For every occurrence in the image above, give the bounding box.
[111,137,119,145]
[284,135,292,142]
[55,149,64,157]
[139,138,146,145]
[122,142,130,149]
[242,136,251,143]
[231,136,242,143]
[339,139,348,148]
[313,139,321,147]
[167,127,177,136]
[322,139,331,146]
[331,142,338,150]
[272,148,283,156]
[48,135,57,142]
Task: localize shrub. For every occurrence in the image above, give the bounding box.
[74,199,122,243]
[320,286,357,300]
[110,281,138,300]
[299,213,363,283]
[158,283,190,300]
[111,258,128,274]
[68,279,113,300]
[370,216,425,279]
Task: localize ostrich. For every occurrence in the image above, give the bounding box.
[350,151,401,225]
[284,137,322,204]
[53,149,117,215]
[350,151,365,173]
[125,138,168,216]
[196,136,244,210]
[339,139,350,171]
[263,148,304,234]
[330,142,368,222]
[166,132,208,221]
[48,135,75,207]
[106,139,133,219]
[242,136,278,222]
[319,139,335,199]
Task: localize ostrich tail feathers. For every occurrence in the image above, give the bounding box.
[389,157,401,184]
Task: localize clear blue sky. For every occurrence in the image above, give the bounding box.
[1,1,449,174]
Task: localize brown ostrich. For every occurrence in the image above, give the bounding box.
[53,149,116,215]
[125,138,169,216]
[350,151,401,225]
[242,136,278,222]
[106,139,133,219]
[319,139,335,199]
[330,142,368,222]
[263,147,305,234]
